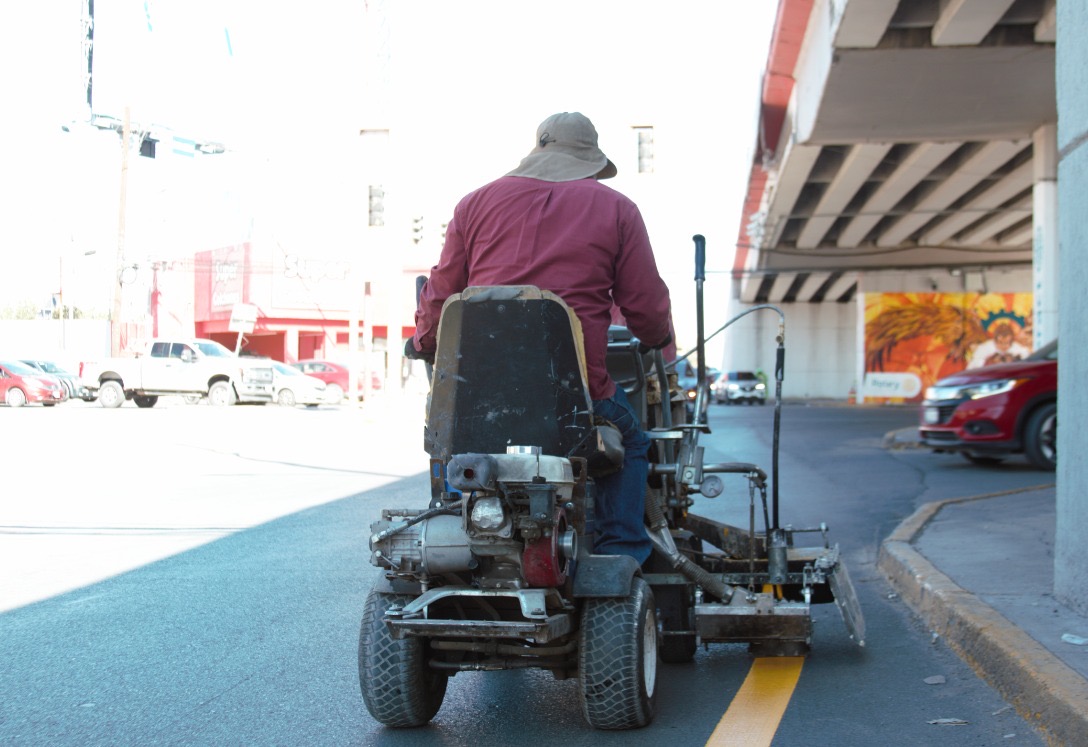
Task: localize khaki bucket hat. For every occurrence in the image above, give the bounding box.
[507,112,617,182]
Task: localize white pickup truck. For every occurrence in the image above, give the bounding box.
[79,338,275,408]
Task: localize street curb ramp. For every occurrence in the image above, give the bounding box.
[878,492,1088,747]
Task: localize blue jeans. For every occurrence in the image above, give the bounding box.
[591,385,652,564]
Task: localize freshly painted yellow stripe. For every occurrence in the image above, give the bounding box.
[705,657,805,747]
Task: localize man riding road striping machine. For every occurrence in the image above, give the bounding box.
[359,236,865,730]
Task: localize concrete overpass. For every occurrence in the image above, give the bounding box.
[726,0,1058,398]
[730,0,1088,638]
[726,0,1057,402]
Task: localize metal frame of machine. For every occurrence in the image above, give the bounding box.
[359,236,864,730]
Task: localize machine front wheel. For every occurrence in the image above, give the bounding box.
[646,535,701,664]
[579,576,658,729]
[358,590,447,727]
[656,583,697,664]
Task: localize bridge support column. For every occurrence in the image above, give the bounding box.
[1056,1,1088,615]
[1032,124,1059,348]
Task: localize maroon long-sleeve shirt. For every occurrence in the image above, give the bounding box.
[413,176,672,401]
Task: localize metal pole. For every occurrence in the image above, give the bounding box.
[151,263,160,337]
[111,106,130,356]
[59,256,66,350]
[692,235,708,421]
[349,276,360,407]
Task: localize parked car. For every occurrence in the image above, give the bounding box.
[291,359,380,404]
[0,360,66,407]
[712,371,767,405]
[271,361,326,407]
[675,361,721,423]
[79,338,275,407]
[20,359,88,401]
[919,339,1057,470]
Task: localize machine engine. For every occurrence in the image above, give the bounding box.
[370,447,579,589]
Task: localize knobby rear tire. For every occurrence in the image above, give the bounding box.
[579,576,658,729]
[358,590,447,727]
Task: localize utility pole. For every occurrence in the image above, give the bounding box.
[111,106,131,356]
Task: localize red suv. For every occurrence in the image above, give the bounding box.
[919,340,1057,470]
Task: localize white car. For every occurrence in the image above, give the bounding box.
[712,371,767,405]
[270,361,326,407]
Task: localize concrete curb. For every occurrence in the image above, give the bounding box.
[878,490,1088,747]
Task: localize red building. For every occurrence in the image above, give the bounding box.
[189,241,417,374]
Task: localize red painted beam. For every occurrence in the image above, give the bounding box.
[734,0,815,278]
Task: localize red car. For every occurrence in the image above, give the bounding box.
[0,360,66,407]
[919,339,1057,470]
[291,360,381,404]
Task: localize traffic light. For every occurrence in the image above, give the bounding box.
[412,216,424,245]
[368,185,385,227]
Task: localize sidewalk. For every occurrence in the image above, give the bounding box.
[879,430,1088,746]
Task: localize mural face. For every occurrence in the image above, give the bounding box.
[863,293,1033,402]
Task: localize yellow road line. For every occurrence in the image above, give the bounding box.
[705,657,805,747]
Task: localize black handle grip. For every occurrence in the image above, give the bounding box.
[693,234,706,281]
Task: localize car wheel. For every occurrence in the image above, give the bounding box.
[6,388,27,407]
[134,395,158,408]
[208,381,237,407]
[324,383,344,405]
[578,576,658,729]
[183,394,202,405]
[98,381,125,408]
[277,388,297,407]
[1023,402,1057,471]
[358,590,447,727]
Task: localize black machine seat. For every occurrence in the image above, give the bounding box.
[424,286,619,469]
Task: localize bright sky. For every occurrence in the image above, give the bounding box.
[0,0,776,337]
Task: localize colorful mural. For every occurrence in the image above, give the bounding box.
[863,293,1033,402]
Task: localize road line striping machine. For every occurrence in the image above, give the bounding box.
[359,235,864,730]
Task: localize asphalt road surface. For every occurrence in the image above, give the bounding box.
[0,396,1054,745]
